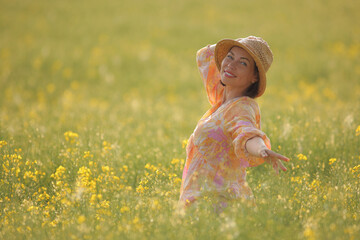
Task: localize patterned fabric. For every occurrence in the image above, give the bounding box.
[179,45,271,207]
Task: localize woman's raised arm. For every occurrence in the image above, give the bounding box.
[196,44,223,106]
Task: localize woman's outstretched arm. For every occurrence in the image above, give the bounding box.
[246,136,289,174]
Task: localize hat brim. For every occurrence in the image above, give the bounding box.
[214,39,266,98]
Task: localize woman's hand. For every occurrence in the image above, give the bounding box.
[259,149,289,175]
[245,137,289,174]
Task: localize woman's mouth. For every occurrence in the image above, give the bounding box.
[224,70,236,78]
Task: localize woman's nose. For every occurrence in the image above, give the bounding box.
[227,60,237,69]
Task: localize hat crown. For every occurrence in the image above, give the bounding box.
[237,36,273,72]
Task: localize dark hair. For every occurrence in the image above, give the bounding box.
[243,64,260,98]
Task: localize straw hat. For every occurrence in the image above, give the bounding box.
[214,36,273,98]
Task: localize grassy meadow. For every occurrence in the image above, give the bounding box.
[1,0,360,239]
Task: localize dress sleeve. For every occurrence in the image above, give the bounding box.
[180,134,194,194]
[224,98,271,167]
[196,44,224,106]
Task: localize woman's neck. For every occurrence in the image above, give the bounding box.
[222,87,245,104]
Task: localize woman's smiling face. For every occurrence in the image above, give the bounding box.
[220,46,258,91]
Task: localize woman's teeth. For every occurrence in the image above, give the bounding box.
[224,71,235,78]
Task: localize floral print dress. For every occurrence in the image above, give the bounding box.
[179,45,271,207]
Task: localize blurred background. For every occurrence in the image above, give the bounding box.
[1,0,359,142]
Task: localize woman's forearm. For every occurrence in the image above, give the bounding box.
[245,136,268,157]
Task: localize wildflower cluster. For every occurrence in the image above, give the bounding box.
[297,153,308,161]
[328,158,337,165]
[136,159,184,197]
[351,165,360,178]
[356,125,360,136]
[64,131,79,145]
[0,134,136,233]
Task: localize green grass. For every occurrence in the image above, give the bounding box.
[0,0,360,239]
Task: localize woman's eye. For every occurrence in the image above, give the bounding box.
[227,55,233,59]
[241,62,247,66]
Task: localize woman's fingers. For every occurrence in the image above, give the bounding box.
[273,161,279,175]
[261,149,288,174]
[278,161,287,172]
[265,150,290,162]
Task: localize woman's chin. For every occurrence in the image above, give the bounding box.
[221,79,233,86]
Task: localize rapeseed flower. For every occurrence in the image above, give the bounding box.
[171,158,180,165]
[64,131,79,144]
[297,154,308,161]
[303,227,315,240]
[329,158,336,165]
[102,141,112,151]
[136,185,145,194]
[356,125,360,136]
[120,206,130,213]
[51,165,66,179]
[0,140,7,148]
[182,139,188,149]
[102,166,110,172]
[77,215,86,224]
[83,151,93,159]
[351,165,360,177]
[100,200,110,208]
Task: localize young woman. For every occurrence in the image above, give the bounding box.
[179,36,289,211]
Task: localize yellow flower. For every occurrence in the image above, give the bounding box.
[49,220,58,227]
[182,139,188,149]
[351,165,360,177]
[173,178,182,185]
[291,176,302,184]
[0,140,8,148]
[297,153,308,161]
[64,131,79,144]
[171,158,180,165]
[304,227,315,240]
[97,194,103,200]
[120,206,130,213]
[329,158,336,165]
[52,165,66,179]
[102,141,112,151]
[102,166,110,172]
[23,171,38,182]
[90,194,97,205]
[27,206,37,212]
[83,151,93,159]
[77,166,93,190]
[151,200,161,210]
[136,185,145,194]
[356,125,360,136]
[309,179,320,190]
[100,200,110,208]
[77,215,86,224]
